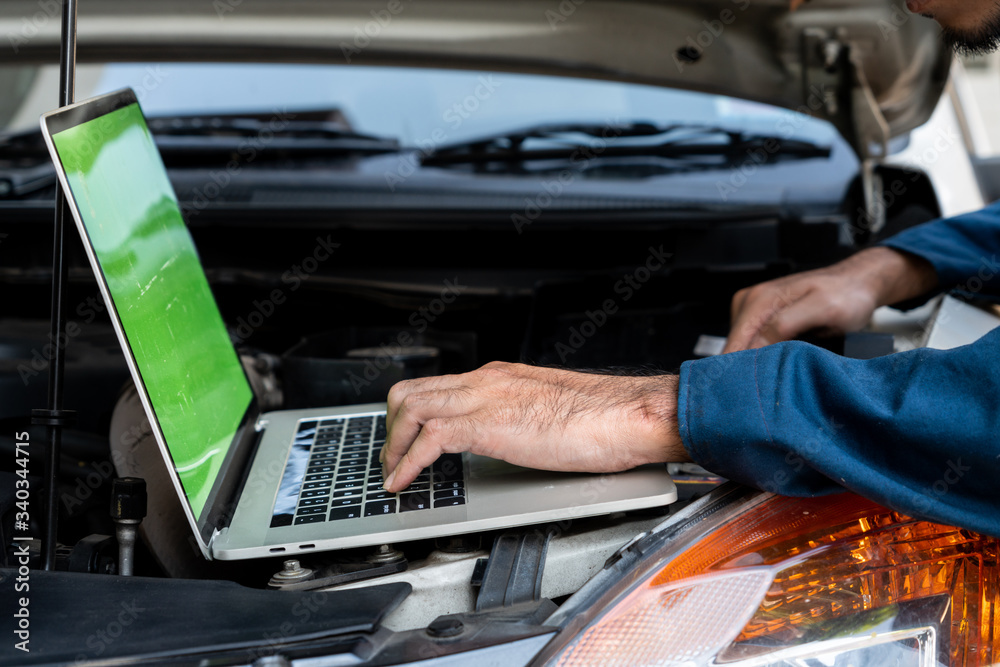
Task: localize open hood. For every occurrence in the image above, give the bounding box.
[1,0,951,155]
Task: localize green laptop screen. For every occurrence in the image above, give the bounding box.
[51,102,253,521]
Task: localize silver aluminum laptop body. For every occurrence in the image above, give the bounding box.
[41,88,677,561]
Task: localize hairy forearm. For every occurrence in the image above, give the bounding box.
[381,362,690,491]
[859,246,939,307]
[633,374,688,465]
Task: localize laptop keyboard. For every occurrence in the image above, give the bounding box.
[269,414,466,528]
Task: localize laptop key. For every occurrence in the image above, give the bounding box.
[298,497,329,507]
[433,458,463,481]
[329,506,362,521]
[338,465,366,475]
[333,489,362,499]
[434,489,465,501]
[270,514,294,527]
[332,497,362,507]
[304,473,333,481]
[294,514,327,524]
[303,480,332,490]
[400,492,430,511]
[309,457,337,467]
[365,499,398,516]
[435,496,466,507]
[404,482,430,492]
[367,491,392,501]
[335,480,363,490]
[296,506,326,515]
[301,489,331,499]
[434,481,464,491]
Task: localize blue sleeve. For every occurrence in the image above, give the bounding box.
[881,200,1000,298]
[677,328,1000,537]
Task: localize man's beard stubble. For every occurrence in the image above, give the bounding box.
[938,1,1000,56]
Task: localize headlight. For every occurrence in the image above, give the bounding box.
[536,486,999,667]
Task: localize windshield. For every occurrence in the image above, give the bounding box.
[3,63,841,149]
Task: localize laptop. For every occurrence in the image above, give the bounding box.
[40,88,677,560]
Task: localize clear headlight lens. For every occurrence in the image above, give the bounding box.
[542,491,999,667]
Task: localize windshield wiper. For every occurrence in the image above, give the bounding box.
[421,122,831,167]
[0,110,403,199]
[147,110,401,158]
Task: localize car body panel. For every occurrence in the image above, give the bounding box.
[0,0,950,149]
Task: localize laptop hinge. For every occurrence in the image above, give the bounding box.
[216,425,266,532]
[208,527,222,550]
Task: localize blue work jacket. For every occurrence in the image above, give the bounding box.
[678,201,1000,536]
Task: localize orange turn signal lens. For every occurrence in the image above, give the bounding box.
[549,492,999,667]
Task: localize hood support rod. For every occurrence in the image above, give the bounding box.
[31,0,79,571]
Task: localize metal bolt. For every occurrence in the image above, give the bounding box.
[427,617,464,638]
[367,544,404,564]
[269,559,313,587]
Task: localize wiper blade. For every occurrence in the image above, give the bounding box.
[421,122,831,167]
[146,110,400,156]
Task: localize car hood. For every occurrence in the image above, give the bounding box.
[1,0,950,154]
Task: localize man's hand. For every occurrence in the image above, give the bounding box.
[724,246,938,353]
[381,362,687,492]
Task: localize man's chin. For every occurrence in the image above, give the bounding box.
[927,0,1000,55]
[943,25,1000,56]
